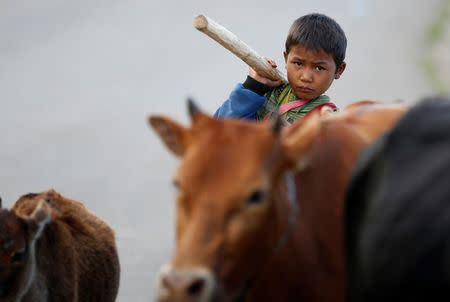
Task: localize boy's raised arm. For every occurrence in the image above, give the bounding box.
[214,82,268,119]
[215,58,282,120]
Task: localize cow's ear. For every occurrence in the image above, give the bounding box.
[148,116,189,157]
[26,199,51,242]
[280,112,321,170]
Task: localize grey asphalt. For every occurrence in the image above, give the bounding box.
[0,0,442,301]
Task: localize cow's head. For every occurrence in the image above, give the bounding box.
[0,197,51,301]
[149,100,321,302]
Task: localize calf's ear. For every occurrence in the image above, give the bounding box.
[26,199,51,242]
[148,116,189,157]
[280,112,321,171]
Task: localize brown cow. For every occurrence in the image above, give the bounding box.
[0,190,120,302]
[149,100,408,302]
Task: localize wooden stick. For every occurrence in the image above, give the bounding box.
[194,14,287,83]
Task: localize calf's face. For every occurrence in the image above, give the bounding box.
[0,211,28,299]
[0,200,51,300]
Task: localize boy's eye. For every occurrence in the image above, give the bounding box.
[294,62,302,67]
[316,66,326,71]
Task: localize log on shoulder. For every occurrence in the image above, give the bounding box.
[194,14,287,83]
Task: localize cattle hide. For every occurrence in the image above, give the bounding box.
[346,96,450,301]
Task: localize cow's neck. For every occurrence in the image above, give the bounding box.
[20,271,48,302]
[8,241,39,302]
[254,130,364,302]
[248,163,348,301]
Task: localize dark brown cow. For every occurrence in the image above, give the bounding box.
[149,100,408,302]
[0,190,120,302]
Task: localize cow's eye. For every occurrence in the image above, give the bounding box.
[11,248,26,263]
[246,190,266,206]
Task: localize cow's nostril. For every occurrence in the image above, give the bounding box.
[161,275,173,291]
[187,278,205,297]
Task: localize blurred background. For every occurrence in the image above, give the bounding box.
[0,0,448,301]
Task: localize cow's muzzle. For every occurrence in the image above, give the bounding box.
[157,264,219,302]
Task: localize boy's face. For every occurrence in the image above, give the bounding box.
[284,45,345,100]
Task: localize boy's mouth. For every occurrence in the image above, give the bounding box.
[297,86,314,93]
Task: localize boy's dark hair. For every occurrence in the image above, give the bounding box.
[285,13,347,69]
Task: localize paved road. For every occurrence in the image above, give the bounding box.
[0,0,442,301]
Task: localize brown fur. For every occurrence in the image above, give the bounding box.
[150,100,409,302]
[0,190,120,302]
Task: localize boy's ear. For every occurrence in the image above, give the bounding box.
[283,51,288,65]
[335,62,346,79]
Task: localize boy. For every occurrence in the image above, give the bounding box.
[215,13,347,124]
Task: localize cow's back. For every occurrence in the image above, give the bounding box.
[281,102,409,300]
[346,96,450,301]
[13,191,120,302]
[64,198,120,302]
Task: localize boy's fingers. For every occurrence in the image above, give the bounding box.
[269,60,277,68]
[263,57,277,68]
[249,59,282,87]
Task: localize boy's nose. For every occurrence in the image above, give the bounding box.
[300,70,313,83]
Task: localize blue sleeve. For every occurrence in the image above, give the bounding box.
[214,83,266,120]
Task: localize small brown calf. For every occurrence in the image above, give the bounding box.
[0,190,120,302]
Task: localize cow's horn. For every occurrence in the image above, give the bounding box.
[187,98,201,119]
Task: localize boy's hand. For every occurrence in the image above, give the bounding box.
[249,57,283,87]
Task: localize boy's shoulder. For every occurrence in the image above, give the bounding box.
[264,83,291,102]
[254,83,292,120]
